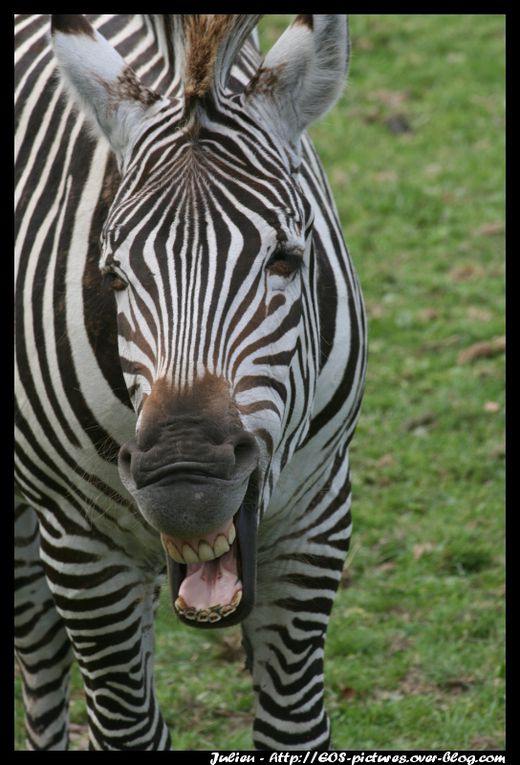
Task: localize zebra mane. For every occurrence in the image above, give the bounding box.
[153,14,262,115]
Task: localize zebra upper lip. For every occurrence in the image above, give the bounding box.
[135,465,248,490]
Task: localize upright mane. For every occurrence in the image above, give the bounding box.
[147,14,262,115]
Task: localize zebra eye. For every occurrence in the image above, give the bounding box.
[265,247,303,278]
[101,269,127,292]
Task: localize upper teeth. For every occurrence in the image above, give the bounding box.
[161,523,236,565]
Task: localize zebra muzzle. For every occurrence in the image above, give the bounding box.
[164,471,259,629]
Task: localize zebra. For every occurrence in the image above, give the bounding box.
[15,14,367,750]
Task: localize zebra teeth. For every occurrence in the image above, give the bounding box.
[227,522,236,545]
[220,591,243,617]
[198,541,216,562]
[160,534,185,564]
[213,534,230,558]
[174,596,187,614]
[163,520,237,565]
[182,544,200,564]
[220,606,234,617]
[220,603,238,618]
[174,595,237,622]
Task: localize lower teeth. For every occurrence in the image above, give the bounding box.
[174,593,242,621]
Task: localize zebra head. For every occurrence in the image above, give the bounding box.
[51,14,349,627]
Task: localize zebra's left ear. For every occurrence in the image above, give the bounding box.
[247,15,348,147]
[51,15,164,164]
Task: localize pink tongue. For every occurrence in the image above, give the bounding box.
[178,546,242,610]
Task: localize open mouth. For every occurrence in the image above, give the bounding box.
[163,472,258,629]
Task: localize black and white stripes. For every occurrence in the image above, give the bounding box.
[15,14,367,750]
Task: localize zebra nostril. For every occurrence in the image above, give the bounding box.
[118,429,257,487]
[232,433,259,474]
[118,441,134,483]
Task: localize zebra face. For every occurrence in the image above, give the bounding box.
[101,123,315,626]
[52,13,349,627]
[100,118,314,438]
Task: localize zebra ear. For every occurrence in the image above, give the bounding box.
[51,15,163,163]
[247,15,349,146]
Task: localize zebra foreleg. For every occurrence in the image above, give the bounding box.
[15,502,75,750]
[242,595,334,750]
[241,536,349,750]
[242,458,352,750]
[47,565,171,751]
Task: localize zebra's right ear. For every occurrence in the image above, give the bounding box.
[51,15,164,164]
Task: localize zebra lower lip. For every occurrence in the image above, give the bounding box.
[165,472,258,629]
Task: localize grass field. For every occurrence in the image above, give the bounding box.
[15,15,505,751]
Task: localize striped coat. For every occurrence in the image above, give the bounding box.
[15,14,367,750]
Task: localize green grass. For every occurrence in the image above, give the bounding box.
[15,14,505,751]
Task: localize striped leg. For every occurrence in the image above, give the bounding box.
[242,607,332,749]
[15,502,75,750]
[242,453,352,750]
[36,529,171,751]
[75,587,170,751]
